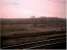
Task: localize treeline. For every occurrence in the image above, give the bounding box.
[0,17,66,24]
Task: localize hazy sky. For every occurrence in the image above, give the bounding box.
[1,0,66,18]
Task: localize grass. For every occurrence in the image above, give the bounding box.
[0,17,66,37]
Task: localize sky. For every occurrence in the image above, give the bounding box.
[0,0,66,18]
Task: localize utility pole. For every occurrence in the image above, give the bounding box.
[31,16,36,27]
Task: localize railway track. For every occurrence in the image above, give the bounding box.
[2,32,66,49]
[2,38,66,49]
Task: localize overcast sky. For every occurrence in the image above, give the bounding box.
[1,0,66,18]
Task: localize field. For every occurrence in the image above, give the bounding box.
[0,17,66,49]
